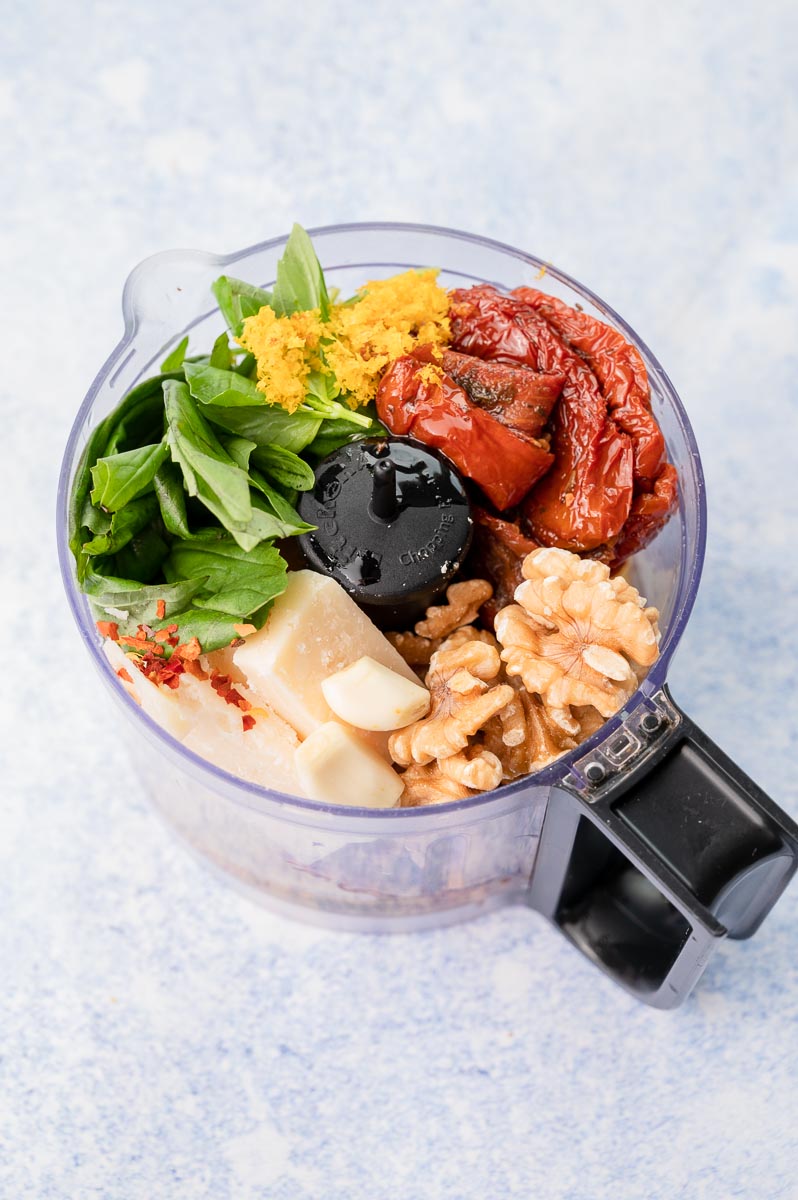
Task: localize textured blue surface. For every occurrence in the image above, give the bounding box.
[2,2,798,1196]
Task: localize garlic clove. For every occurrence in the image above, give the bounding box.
[295,722,405,808]
[320,656,430,732]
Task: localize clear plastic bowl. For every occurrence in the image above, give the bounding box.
[57,224,706,931]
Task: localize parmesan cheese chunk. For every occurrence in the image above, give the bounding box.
[104,638,304,796]
[232,571,419,746]
[182,681,302,797]
[103,638,194,741]
[294,722,404,808]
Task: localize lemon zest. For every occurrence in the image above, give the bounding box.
[238,268,450,412]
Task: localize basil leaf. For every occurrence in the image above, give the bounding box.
[271,223,330,320]
[306,367,340,405]
[103,373,179,455]
[163,380,254,540]
[201,403,322,453]
[184,361,264,408]
[167,532,287,616]
[234,351,257,377]
[69,374,178,581]
[308,413,386,459]
[251,443,315,491]
[85,572,207,629]
[112,526,170,583]
[220,436,257,471]
[82,494,160,557]
[160,336,189,373]
[153,460,192,538]
[209,332,233,370]
[151,604,273,654]
[212,275,273,336]
[81,498,111,536]
[90,441,169,512]
[248,473,315,536]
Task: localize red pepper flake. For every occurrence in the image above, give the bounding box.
[242,714,256,732]
[97,621,119,641]
[174,637,202,662]
[137,649,185,689]
[118,634,157,652]
[153,629,172,644]
[182,658,209,680]
[166,624,179,635]
[156,599,166,620]
[116,667,133,683]
[210,669,251,711]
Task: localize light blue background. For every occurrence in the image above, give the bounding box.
[2,2,797,1196]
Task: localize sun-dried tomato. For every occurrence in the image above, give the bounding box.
[512,288,665,485]
[376,351,554,510]
[450,286,634,550]
[609,462,679,567]
[440,349,563,437]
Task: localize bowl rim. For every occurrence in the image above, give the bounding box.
[57,220,707,820]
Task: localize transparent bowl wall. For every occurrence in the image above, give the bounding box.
[57,224,705,930]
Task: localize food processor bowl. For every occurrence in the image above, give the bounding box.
[57,224,798,1007]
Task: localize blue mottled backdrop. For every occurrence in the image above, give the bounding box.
[1,1,797,1196]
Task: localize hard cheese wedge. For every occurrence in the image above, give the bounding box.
[104,638,194,741]
[103,639,303,796]
[295,722,405,808]
[232,570,420,749]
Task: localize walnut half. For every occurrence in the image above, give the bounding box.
[387,579,494,668]
[495,547,660,719]
[390,634,514,804]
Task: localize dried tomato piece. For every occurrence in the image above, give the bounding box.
[609,463,679,568]
[376,353,554,511]
[450,287,634,550]
[440,349,563,437]
[512,288,665,485]
[467,507,539,629]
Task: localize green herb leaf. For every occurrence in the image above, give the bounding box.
[308,412,386,459]
[167,531,288,617]
[271,223,330,321]
[160,335,189,373]
[220,436,257,471]
[251,443,315,491]
[85,572,207,630]
[153,460,192,539]
[184,361,264,408]
[112,526,170,583]
[209,332,233,370]
[163,379,256,543]
[201,403,322,453]
[247,474,315,536]
[151,605,273,654]
[90,441,169,512]
[212,275,273,337]
[81,494,160,557]
[234,351,257,378]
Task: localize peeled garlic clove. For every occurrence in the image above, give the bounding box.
[320,656,430,732]
[295,722,405,808]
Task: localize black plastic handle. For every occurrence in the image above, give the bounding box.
[528,686,798,1008]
